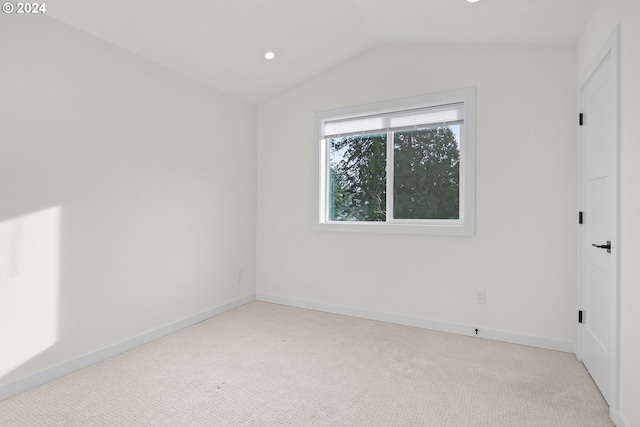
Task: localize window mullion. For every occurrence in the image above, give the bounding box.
[386,130,394,222]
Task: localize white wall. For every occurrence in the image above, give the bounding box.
[578,1,640,425]
[0,15,256,388]
[257,45,577,347]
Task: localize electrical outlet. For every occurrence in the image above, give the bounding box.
[475,290,486,304]
[237,270,243,283]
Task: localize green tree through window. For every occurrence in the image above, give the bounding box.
[329,126,459,222]
[394,126,460,220]
[329,133,387,221]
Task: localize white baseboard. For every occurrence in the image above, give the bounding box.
[614,410,629,427]
[1,293,577,403]
[256,293,575,354]
[0,295,255,402]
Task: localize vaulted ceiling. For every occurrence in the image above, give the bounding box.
[48,0,600,105]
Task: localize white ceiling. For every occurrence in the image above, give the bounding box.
[48,0,600,105]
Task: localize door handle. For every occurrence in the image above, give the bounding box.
[592,241,611,253]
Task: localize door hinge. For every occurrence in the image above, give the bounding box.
[579,211,584,224]
[579,113,584,126]
[578,310,584,324]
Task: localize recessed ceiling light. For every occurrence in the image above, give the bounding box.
[264,51,276,60]
[467,0,479,2]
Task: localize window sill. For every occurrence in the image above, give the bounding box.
[317,221,474,236]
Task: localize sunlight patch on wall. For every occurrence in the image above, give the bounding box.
[0,207,60,377]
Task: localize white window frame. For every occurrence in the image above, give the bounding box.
[316,88,475,236]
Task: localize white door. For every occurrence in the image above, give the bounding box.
[578,27,619,408]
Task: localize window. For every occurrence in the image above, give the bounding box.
[317,88,475,235]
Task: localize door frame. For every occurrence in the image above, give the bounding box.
[576,25,620,423]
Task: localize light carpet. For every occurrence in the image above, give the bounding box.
[0,301,613,426]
